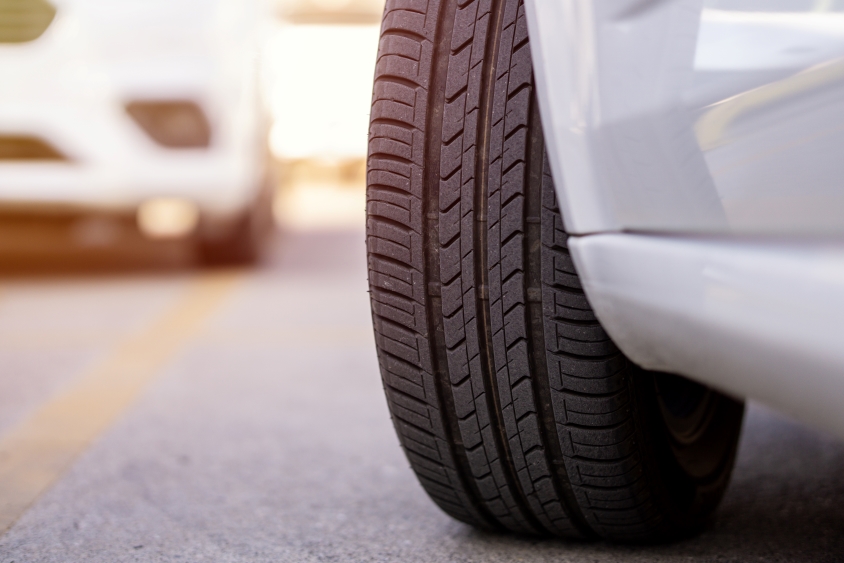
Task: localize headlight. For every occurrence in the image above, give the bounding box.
[126,101,211,149]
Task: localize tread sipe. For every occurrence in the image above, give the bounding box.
[366,0,744,542]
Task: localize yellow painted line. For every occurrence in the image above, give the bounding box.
[0,331,130,349]
[0,271,243,535]
[198,327,373,346]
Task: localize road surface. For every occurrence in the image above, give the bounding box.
[0,228,842,562]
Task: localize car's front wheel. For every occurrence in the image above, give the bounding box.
[198,180,274,266]
[365,0,744,542]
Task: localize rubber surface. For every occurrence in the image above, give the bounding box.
[366,0,743,541]
[199,179,274,266]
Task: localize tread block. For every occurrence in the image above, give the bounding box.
[502,128,527,172]
[368,200,412,226]
[372,298,416,329]
[443,93,468,142]
[439,201,462,245]
[551,319,611,343]
[452,0,481,51]
[370,270,414,299]
[504,88,531,136]
[372,78,418,109]
[368,185,413,209]
[552,334,618,358]
[544,286,592,315]
[541,207,569,250]
[371,98,416,126]
[369,137,413,162]
[368,169,412,195]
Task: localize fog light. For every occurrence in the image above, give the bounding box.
[126,101,211,149]
[137,198,199,239]
[0,135,67,160]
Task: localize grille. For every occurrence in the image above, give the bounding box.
[0,135,66,160]
[0,0,56,44]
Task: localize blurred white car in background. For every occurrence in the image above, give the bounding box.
[0,0,272,263]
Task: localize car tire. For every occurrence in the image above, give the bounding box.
[366,0,745,542]
[198,180,274,266]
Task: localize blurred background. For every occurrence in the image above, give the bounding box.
[0,0,384,270]
[267,0,383,232]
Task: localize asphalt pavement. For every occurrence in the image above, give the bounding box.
[0,228,842,562]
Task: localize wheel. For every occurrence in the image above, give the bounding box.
[366,0,745,542]
[198,212,260,266]
[198,180,274,266]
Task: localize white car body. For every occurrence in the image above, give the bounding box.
[526,0,844,437]
[0,0,268,229]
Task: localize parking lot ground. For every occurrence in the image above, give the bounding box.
[0,228,843,562]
